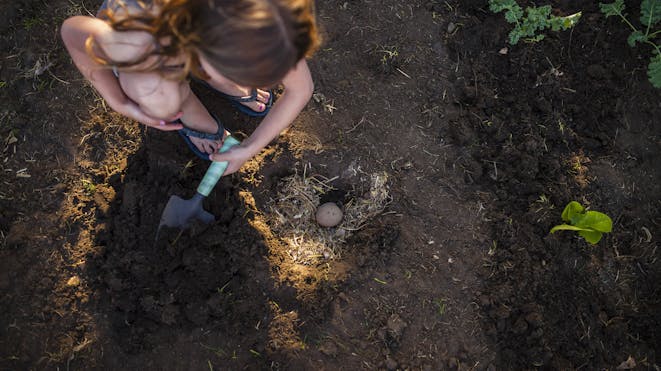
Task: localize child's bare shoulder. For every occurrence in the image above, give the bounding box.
[95,4,159,63]
[96,25,155,63]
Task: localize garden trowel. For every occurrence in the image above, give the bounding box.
[156,136,241,239]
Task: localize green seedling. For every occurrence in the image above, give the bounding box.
[489,0,581,45]
[600,0,661,87]
[550,201,613,244]
[434,298,447,316]
[22,17,43,31]
[199,342,227,358]
[82,179,96,195]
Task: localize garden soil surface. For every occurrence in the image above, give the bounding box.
[1,0,659,370]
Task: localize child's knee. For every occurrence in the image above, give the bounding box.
[140,94,181,120]
[120,72,186,120]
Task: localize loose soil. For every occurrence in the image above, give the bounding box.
[1,0,659,370]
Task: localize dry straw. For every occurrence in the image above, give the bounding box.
[267,164,391,265]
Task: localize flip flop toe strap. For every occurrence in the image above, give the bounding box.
[228,88,258,103]
[179,127,223,140]
[192,77,258,102]
[176,115,224,140]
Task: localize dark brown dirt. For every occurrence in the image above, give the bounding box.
[1,0,659,370]
[444,1,660,368]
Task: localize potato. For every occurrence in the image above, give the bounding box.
[315,202,343,227]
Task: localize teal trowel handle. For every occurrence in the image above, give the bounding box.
[196,136,241,197]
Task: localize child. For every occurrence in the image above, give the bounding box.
[61,0,318,174]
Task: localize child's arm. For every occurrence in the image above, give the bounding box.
[60,16,183,130]
[209,59,314,173]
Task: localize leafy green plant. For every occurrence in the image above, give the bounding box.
[600,0,661,87]
[82,179,97,195]
[550,201,613,244]
[489,0,581,44]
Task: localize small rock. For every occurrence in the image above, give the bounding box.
[184,302,209,326]
[66,276,81,287]
[432,41,446,58]
[336,79,350,88]
[534,98,552,113]
[387,313,408,338]
[587,64,607,79]
[493,305,511,319]
[319,340,338,356]
[160,304,179,325]
[498,47,508,55]
[617,356,636,370]
[447,357,460,369]
[530,328,544,339]
[512,316,529,334]
[447,22,457,33]
[525,312,543,327]
[385,357,398,370]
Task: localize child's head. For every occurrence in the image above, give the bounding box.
[96,0,319,86]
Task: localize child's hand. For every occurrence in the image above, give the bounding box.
[119,100,184,131]
[208,145,253,175]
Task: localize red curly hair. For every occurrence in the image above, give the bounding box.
[88,0,319,86]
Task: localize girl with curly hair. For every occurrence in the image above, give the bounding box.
[62,0,318,172]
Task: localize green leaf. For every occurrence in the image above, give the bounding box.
[578,230,604,244]
[561,201,584,222]
[550,12,582,31]
[522,6,550,35]
[490,0,523,24]
[550,224,591,233]
[526,5,552,24]
[550,225,604,244]
[551,201,613,244]
[599,0,625,17]
[572,211,613,232]
[564,12,582,28]
[509,29,523,44]
[649,53,661,88]
[640,0,661,27]
[524,34,546,43]
[489,0,521,15]
[627,30,647,46]
[505,9,523,23]
[495,2,578,45]
[489,0,509,13]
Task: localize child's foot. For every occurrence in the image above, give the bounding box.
[189,134,223,154]
[203,79,272,115]
[177,115,226,159]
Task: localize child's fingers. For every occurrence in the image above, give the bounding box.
[153,120,184,131]
[203,142,215,154]
[169,111,183,121]
[209,152,226,162]
[127,103,183,131]
[155,123,184,131]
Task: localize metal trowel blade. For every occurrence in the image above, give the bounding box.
[160,194,215,227]
[156,194,215,240]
